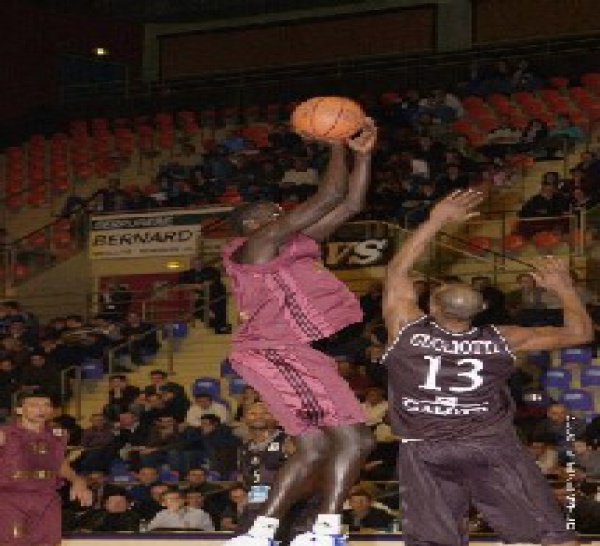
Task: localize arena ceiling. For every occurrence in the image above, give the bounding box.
[26,0,371,22]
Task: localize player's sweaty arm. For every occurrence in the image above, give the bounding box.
[498,257,593,352]
[241,141,348,263]
[383,190,483,339]
[303,118,377,242]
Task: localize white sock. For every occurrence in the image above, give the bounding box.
[249,516,279,539]
[313,514,342,535]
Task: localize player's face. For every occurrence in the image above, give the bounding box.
[20,397,54,424]
[245,403,273,429]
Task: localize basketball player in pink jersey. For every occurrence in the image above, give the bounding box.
[382,189,591,546]
[222,119,377,546]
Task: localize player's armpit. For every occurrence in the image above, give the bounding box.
[498,325,592,353]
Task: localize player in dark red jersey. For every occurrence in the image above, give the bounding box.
[382,190,591,546]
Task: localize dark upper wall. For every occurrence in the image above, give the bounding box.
[159,6,436,78]
[0,0,143,120]
[474,0,600,43]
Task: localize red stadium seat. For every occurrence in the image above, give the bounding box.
[581,72,600,88]
[52,177,70,193]
[548,77,569,89]
[27,189,47,207]
[27,231,47,248]
[244,105,261,123]
[533,231,560,249]
[503,233,525,252]
[6,194,25,211]
[467,236,492,254]
[13,264,29,280]
[156,112,174,128]
[266,103,282,123]
[462,96,485,109]
[51,229,73,247]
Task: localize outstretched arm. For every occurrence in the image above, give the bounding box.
[383,190,483,340]
[498,258,593,351]
[240,142,348,264]
[303,119,377,242]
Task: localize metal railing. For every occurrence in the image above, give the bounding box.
[337,220,586,291]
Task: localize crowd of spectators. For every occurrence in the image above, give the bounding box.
[58,73,554,230]
[22,269,594,535]
[0,271,598,535]
[0,300,160,423]
[5,61,600,536]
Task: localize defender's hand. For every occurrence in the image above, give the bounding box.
[530,256,575,294]
[428,189,483,225]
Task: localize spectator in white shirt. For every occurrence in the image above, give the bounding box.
[186,393,230,426]
[147,489,215,531]
[361,387,389,428]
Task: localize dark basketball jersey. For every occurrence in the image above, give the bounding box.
[382,315,516,441]
[238,430,288,488]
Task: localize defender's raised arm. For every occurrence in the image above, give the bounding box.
[383,190,483,339]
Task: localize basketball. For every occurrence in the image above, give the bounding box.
[291,96,366,140]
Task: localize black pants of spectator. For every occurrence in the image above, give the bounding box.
[195,296,230,333]
[73,447,117,473]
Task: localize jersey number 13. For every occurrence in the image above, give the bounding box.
[419,355,484,393]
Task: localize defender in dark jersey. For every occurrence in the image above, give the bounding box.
[382,190,592,546]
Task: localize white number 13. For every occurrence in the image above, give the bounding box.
[419,355,484,393]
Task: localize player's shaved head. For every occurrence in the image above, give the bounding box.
[430,283,485,322]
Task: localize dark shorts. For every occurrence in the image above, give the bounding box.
[398,435,576,546]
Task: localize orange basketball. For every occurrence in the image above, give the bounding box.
[291,96,366,140]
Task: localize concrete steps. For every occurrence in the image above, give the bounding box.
[71,322,233,422]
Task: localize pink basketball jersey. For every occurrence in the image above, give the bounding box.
[222,233,362,348]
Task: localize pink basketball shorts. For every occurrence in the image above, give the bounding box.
[229,344,366,436]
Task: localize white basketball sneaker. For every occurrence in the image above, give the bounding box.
[223,516,279,546]
[290,514,347,546]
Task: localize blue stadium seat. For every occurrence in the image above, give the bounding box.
[171,321,189,338]
[191,377,221,397]
[560,346,593,365]
[220,358,235,376]
[541,368,572,389]
[81,358,104,380]
[229,375,248,395]
[581,365,600,387]
[561,389,595,412]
